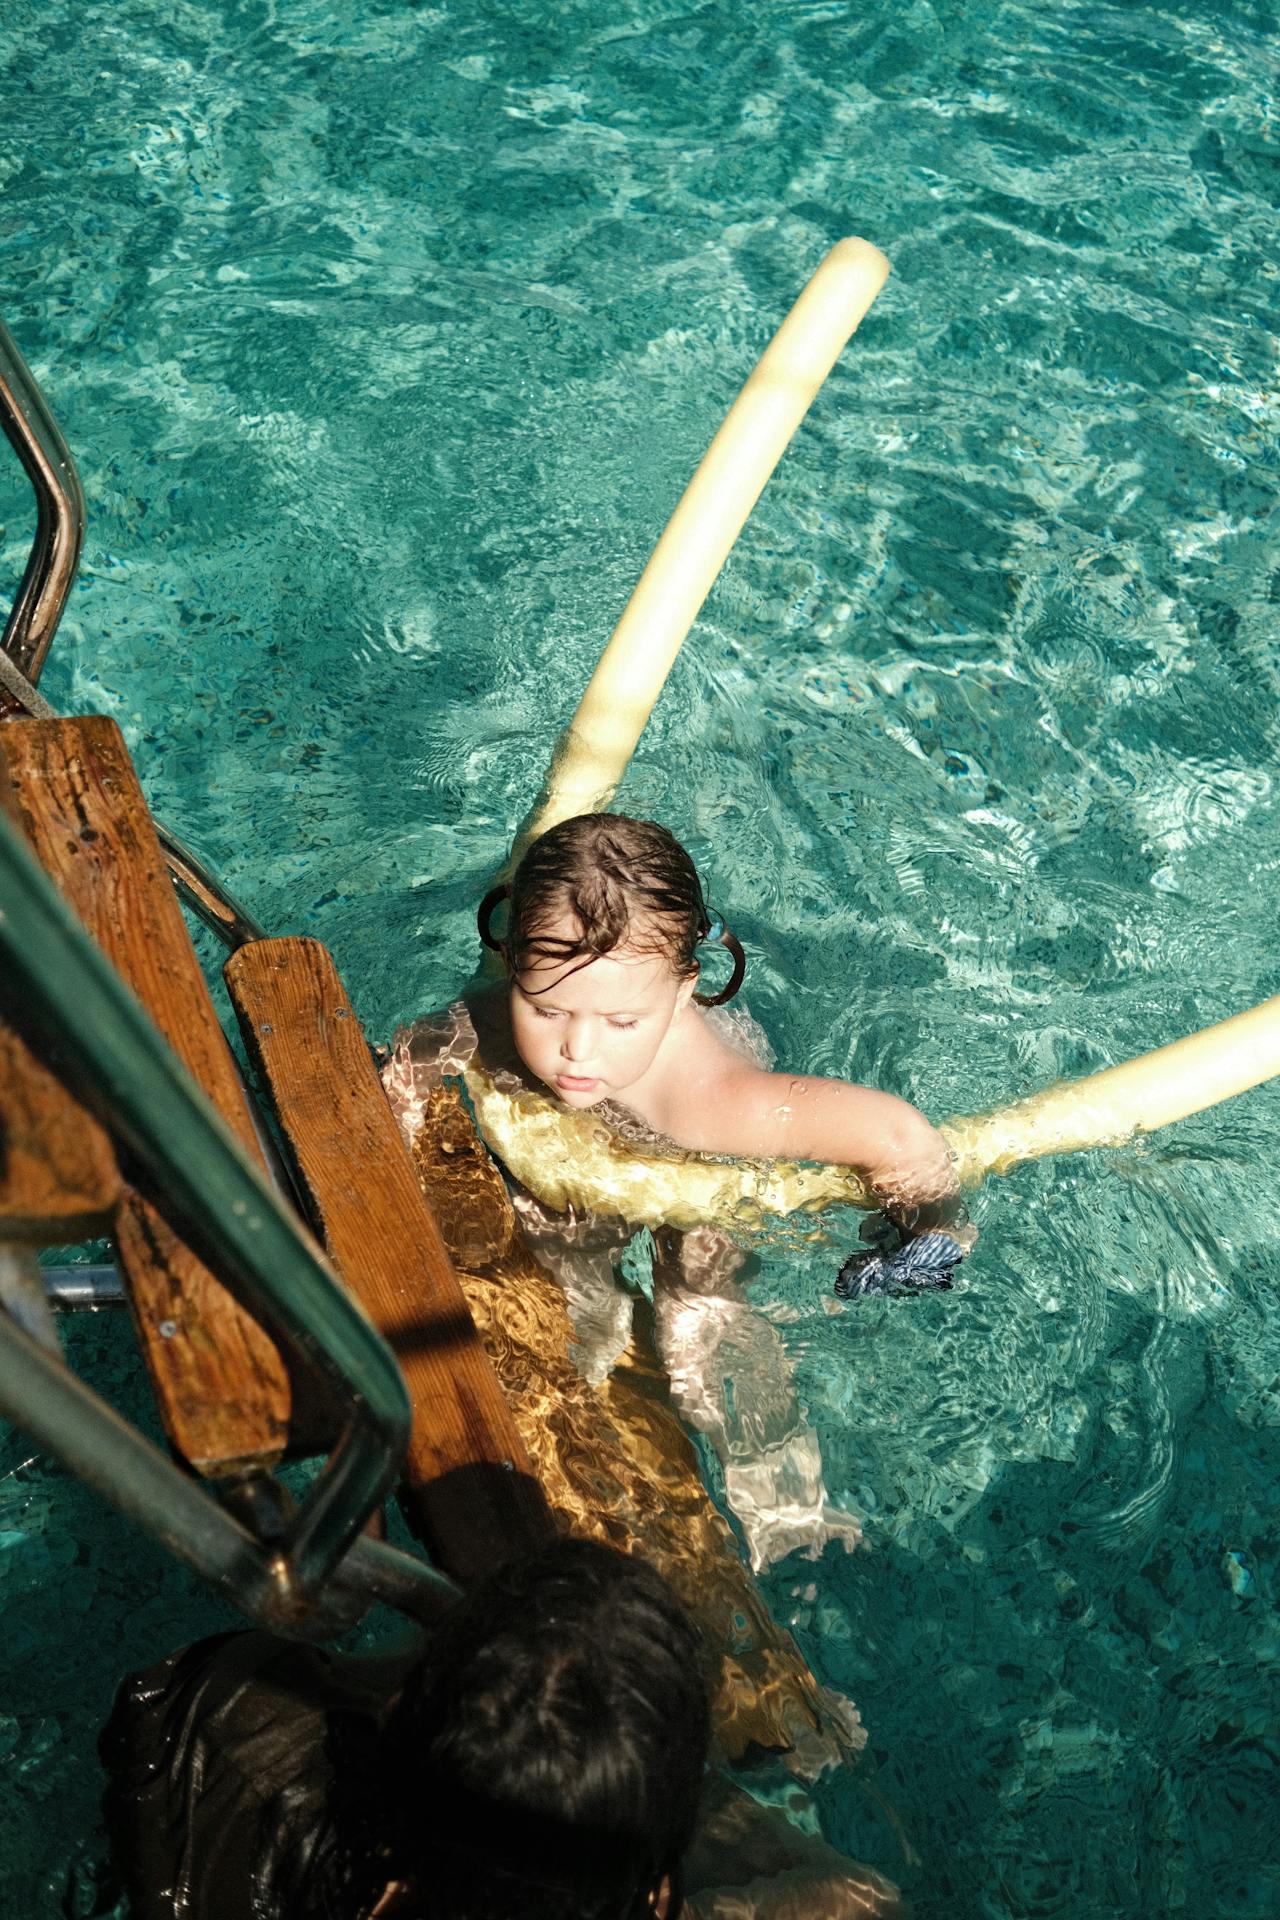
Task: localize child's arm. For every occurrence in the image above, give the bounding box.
[655,1055,958,1218]
[380,1002,480,1140]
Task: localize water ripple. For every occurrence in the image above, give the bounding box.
[4,0,1280,1913]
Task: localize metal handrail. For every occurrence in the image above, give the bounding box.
[0,806,454,1630]
[0,321,459,1629]
[0,1313,458,1630]
[156,818,267,946]
[0,318,259,949]
[0,317,84,685]
[41,1264,126,1308]
[0,618,265,948]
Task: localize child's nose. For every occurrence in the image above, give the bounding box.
[562,1016,597,1062]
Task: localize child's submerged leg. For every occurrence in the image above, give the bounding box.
[508,1182,636,1387]
[651,1226,860,1571]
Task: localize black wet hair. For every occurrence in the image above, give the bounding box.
[371,1538,712,1920]
[479,814,745,1008]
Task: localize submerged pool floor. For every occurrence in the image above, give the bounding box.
[3,1,1280,1913]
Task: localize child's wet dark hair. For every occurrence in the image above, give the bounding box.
[479,813,745,1007]
[372,1538,712,1920]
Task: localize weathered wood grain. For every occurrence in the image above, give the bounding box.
[0,1017,120,1239]
[226,936,551,1579]
[0,716,291,1474]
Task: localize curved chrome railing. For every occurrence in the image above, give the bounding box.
[0,317,85,686]
[0,322,457,1630]
[0,315,262,948]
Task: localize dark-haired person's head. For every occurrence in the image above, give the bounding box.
[374,1539,711,1920]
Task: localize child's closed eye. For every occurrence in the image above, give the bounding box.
[608,1018,639,1031]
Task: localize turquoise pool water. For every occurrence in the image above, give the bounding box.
[3,0,1280,1912]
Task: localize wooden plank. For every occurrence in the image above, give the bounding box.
[0,1016,120,1239]
[226,936,552,1580]
[0,717,290,1475]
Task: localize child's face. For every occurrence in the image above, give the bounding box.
[510,923,695,1109]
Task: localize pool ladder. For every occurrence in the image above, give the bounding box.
[0,315,549,1633]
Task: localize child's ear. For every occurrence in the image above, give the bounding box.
[675,968,698,1014]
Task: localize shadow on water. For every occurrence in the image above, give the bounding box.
[770,1238,1280,1920]
[0,1313,234,1915]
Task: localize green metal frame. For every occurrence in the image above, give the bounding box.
[0,808,458,1630]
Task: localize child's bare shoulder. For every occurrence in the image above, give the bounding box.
[642,1005,771,1136]
[670,1004,750,1070]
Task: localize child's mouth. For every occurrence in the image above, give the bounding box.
[556,1075,599,1094]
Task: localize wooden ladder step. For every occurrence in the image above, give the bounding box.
[225,935,553,1580]
[0,716,291,1476]
[0,1017,120,1241]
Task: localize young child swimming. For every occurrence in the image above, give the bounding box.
[384,813,969,1568]
[501,815,959,1194]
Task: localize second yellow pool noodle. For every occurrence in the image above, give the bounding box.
[509,237,891,868]
[461,991,1280,1235]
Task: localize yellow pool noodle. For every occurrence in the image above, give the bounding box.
[463,993,1280,1234]
[941,991,1280,1186]
[463,1065,873,1234]
[469,238,1280,1227]
[509,237,891,869]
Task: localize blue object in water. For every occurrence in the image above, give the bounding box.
[835,1224,967,1300]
